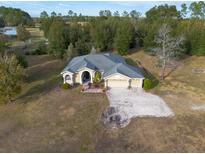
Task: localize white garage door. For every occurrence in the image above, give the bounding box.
[107,79,129,88]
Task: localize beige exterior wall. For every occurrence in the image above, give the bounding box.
[62,72,74,85]
[62,67,95,85]
[73,67,95,84]
[63,69,144,88]
[105,74,130,88]
[131,78,141,87]
[104,73,144,88]
[73,72,81,83]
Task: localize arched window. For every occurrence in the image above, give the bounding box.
[65,75,71,81]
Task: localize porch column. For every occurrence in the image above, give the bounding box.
[63,75,66,84]
[79,71,83,84]
[90,71,94,83]
[140,79,144,88]
[70,75,73,85]
[104,80,108,88]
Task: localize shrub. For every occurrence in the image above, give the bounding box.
[141,68,159,90]
[35,41,47,55]
[93,71,102,83]
[143,76,159,90]
[17,55,28,68]
[143,78,153,90]
[61,83,71,89]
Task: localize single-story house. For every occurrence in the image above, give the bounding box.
[61,53,144,88]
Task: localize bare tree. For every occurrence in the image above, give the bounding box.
[153,24,184,80]
[66,43,77,61]
[90,46,97,54]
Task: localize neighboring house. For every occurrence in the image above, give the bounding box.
[61,53,144,88]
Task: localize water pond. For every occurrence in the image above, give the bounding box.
[0,27,17,36]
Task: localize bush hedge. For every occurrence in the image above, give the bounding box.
[93,71,102,83]
[142,68,159,90]
[143,78,152,90]
[61,83,71,89]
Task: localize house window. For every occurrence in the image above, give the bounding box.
[65,75,71,81]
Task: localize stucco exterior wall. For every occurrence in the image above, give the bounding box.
[74,72,80,83]
[104,73,144,88]
[131,78,142,88]
[62,72,74,85]
[73,67,95,84]
[63,69,144,88]
[105,74,130,88]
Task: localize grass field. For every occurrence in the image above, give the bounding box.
[0,55,108,152]
[0,49,205,152]
[9,27,45,55]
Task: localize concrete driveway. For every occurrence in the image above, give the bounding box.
[106,88,174,119]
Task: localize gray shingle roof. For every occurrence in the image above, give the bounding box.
[103,63,144,78]
[62,53,144,78]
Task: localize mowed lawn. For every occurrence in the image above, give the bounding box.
[0,52,205,152]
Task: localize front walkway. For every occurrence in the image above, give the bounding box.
[106,88,174,119]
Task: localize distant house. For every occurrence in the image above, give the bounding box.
[61,53,144,88]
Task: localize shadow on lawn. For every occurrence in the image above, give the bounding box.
[124,56,159,89]
[17,76,61,104]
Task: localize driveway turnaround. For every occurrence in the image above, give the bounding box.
[106,88,174,120]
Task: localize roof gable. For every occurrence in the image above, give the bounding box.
[103,63,144,79]
[62,53,144,79]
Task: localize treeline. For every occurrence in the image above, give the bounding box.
[39,1,205,58]
[139,2,205,56]
[0,6,33,27]
[40,10,140,58]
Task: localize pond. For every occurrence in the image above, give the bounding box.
[0,27,17,36]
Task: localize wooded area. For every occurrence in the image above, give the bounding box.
[0,6,33,26]
[38,2,205,58]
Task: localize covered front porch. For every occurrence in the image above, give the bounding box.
[62,68,96,85]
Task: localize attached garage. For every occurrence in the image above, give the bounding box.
[105,73,144,88]
[107,79,129,88]
[131,78,143,88]
[105,73,130,88]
